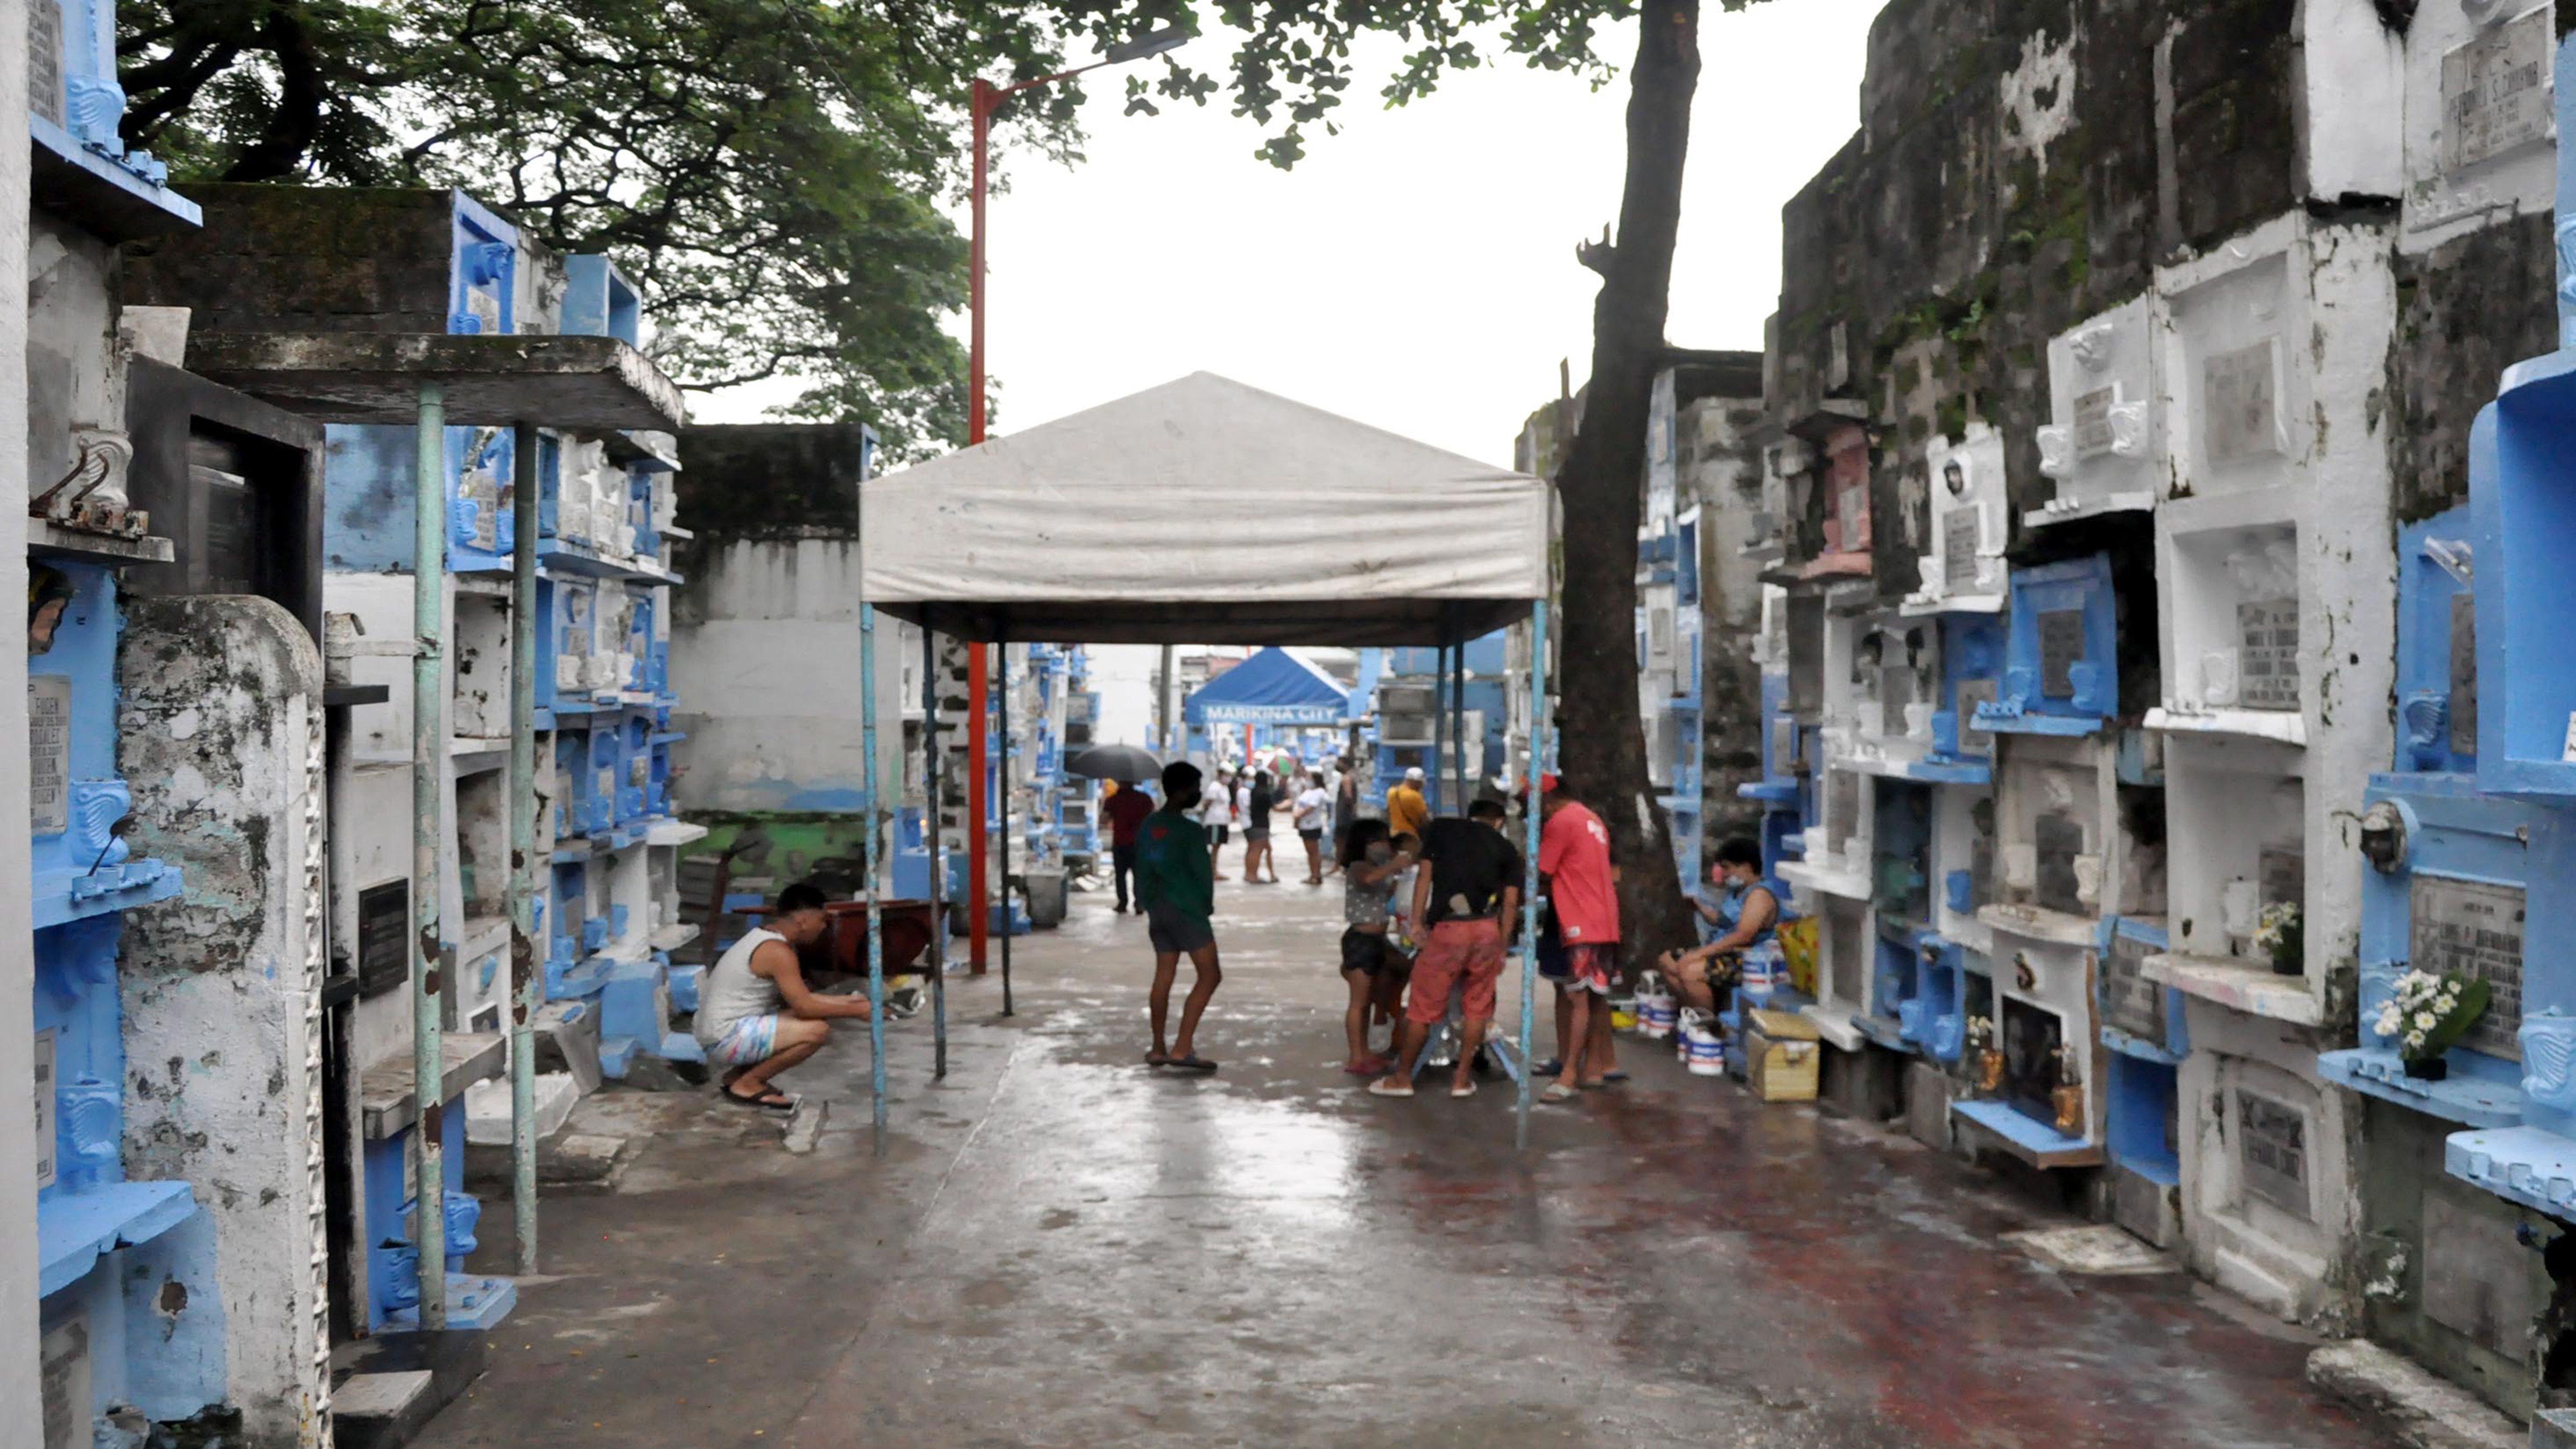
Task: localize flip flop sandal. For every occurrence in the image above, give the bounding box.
[1145,1051,1171,1067]
[1532,1058,1564,1077]
[1166,1054,1219,1073]
[1367,1077,1415,1098]
[1449,1081,1477,1099]
[724,1086,798,1113]
[1541,1082,1582,1103]
[1600,1071,1630,1084]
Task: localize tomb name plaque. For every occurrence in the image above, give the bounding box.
[29,675,69,836]
[1941,507,1981,594]
[357,880,411,999]
[1770,719,1796,774]
[2236,598,2300,710]
[2410,875,2524,1060]
[2237,1089,2312,1220]
[2034,812,2087,916]
[1955,678,1998,756]
[2101,928,2164,1046]
[2451,592,2479,756]
[2259,847,2306,913]
[2441,6,2552,173]
[2073,387,2116,458]
[2422,1192,2535,1357]
[1826,773,1861,853]
[32,1028,54,1190]
[2204,342,2279,463]
[2038,609,2086,699]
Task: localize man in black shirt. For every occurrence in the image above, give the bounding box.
[1370,799,1521,1099]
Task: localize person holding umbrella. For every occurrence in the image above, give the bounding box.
[1066,743,1167,915]
[1101,778,1157,913]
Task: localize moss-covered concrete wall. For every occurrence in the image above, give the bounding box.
[122,185,466,335]
[1773,0,2358,603]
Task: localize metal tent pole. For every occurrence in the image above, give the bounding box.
[861,604,888,1145]
[1517,601,1549,1151]
[507,421,540,1276]
[1451,640,1469,808]
[1432,644,1450,816]
[409,382,449,1327]
[925,631,948,1079]
[998,643,1014,1017]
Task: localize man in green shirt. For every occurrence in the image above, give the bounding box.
[1136,760,1222,1072]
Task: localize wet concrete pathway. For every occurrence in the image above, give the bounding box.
[423,876,2382,1447]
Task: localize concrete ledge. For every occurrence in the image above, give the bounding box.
[186,331,684,430]
[2304,1341,2521,1449]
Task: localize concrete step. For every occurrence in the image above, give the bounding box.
[2305,1341,2522,1449]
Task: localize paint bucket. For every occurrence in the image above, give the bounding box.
[1738,942,1782,1005]
[1682,1021,1727,1077]
[1637,993,1677,1038]
[1610,995,1638,1031]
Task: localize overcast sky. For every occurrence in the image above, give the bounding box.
[709,1,1890,744]
[961,2,1886,466]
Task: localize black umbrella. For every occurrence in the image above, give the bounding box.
[1064,743,1164,784]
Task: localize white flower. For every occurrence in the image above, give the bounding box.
[2415,1011,2437,1031]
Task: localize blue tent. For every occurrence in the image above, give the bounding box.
[1185,648,1351,726]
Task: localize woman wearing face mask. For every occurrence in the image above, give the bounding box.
[1658,837,1779,1013]
[1336,818,1415,1074]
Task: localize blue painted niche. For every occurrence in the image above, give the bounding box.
[1974,553,2118,736]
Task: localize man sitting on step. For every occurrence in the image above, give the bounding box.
[694,881,873,1111]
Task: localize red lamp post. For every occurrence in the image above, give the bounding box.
[963,28,1185,969]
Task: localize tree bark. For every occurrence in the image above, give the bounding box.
[1554,0,1699,970]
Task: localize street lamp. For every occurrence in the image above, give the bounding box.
[961,25,1187,971]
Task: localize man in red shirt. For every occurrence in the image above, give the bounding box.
[1535,778,1620,1100]
[1101,779,1160,915]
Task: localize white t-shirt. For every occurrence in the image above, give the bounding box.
[1294,787,1330,830]
[1199,780,1232,826]
[1235,784,1253,818]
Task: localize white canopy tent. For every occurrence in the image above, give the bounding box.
[858,371,1550,646]
[850,371,1557,1146]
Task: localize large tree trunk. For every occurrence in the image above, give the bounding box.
[1555,0,1699,970]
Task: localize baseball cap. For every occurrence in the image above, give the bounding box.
[1403,766,1425,782]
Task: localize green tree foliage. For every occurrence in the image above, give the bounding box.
[117,0,1094,458]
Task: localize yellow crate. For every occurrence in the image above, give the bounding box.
[1745,1007,1821,1103]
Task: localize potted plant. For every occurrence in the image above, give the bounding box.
[1965,1014,2002,1092]
[2255,901,2303,977]
[2375,969,2491,1080]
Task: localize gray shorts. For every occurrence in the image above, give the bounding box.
[1146,901,1216,955]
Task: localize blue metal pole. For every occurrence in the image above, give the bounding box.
[1517,602,1548,1151]
[411,382,448,1325]
[860,604,888,1144]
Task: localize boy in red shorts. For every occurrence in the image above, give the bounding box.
[1535,779,1619,1100]
[1371,799,1520,1100]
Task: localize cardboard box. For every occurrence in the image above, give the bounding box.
[1745,1007,1821,1102]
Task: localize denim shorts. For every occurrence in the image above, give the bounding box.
[1147,902,1215,955]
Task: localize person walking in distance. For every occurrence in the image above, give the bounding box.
[1293,771,1334,885]
[1534,778,1620,1101]
[1386,764,1431,844]
[1198,765,1235,882]
[1329,756,1360,876]
[1101,777,1158,914]
[1137,761,1223,1072]
[1372,799,1520,1100]
[694,882,874,1110]
[1242,769,1284,884]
